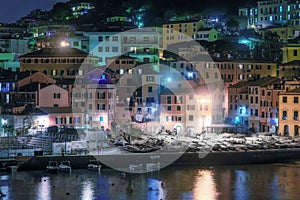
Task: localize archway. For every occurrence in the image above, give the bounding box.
[294,125,299,137]
[284,125,289,136]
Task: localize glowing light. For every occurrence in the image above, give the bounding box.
[60,41,70,48]
[1,119,8,125]
[197,98,210,103]
[234,116,240,124]
[167,77,172,82]
[187,72,193,79]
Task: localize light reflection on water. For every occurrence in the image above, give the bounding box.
[192,170,219,200]
[1,163,300,200]
[37,177,51,200]
[81,179,95,200]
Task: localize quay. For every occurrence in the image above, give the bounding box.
[13,148,300,171]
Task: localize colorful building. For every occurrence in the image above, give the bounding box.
[19,47,98,79]
[281,43,300,64]
[278,88,300,136]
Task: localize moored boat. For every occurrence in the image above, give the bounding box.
[59,161,71,172]
[46,161,59,172]
[87,160,101,172]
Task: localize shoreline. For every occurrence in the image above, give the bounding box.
[14,148,300,171]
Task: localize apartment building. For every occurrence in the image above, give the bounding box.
[228,77,285,133]
[162,20,199,50]
[278,88,300,136]
[19,47,98,79]
[239,0,300,28]
[72,68,115,130]
[281,43,300,64]
[160,84,212,135]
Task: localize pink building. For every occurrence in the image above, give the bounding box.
[38,84,69,107]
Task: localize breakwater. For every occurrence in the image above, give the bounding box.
[16,148,300,171]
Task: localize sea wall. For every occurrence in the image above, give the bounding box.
[18,149,300,171]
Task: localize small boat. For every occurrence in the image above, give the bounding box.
[47,161,59,172]
[59,161,71,172]
[87,160,102,172]
[129,164,143,172]
[146,162,160,171]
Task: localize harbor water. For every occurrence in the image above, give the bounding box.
[1,162,300,200]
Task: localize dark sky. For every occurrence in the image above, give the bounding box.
[0,0,68,23]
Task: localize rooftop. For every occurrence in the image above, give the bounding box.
[19,47,93,58]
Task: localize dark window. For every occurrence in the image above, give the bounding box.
[282,96,287,103]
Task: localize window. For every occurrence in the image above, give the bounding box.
[148,86,153,93]
[105,36,110,41]
[97,103,104,111]
[204,105,208,110]
[294,97,299,103]
[189,115,194,121]
[51,70,57,76]
[105,47,110,52]
[97,92,106,99]
[98,36,103,42]
[282,96,287,103]
[167,106,171,111]
[73,41,79,46]
[55,117,62,125]
[167,96,171,104]
[89,104,92,110]
[294,111,299,120]
[112,46,118,52]
[146,76,154,82]
[294,50,298,57]
[282,111,287,120]
[112,36,118,41]
[53,93,61,99]
[177,106,181,111]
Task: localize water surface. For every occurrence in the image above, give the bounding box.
[1,163,300,200]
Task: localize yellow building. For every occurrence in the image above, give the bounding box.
[162,20,200,50]
[281,43,300,64]
[278,88,300,137]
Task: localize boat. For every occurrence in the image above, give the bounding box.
[146,162,160,171]
[129,163,143,172]
[87,160,102,172]
[59,161,71,172]
[46,161,59,172]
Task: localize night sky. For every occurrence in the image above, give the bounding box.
[0,0,68,23]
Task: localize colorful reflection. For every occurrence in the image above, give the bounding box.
[36,177,51,200]
[147,178,166,200]
[192,169,219,200]
[81,180,95,200]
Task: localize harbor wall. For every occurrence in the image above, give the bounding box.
[17,149,300,171]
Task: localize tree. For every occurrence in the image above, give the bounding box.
[263,31,282,61]
[226,18,240,32]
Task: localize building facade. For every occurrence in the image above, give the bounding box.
[278,88,300,136]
